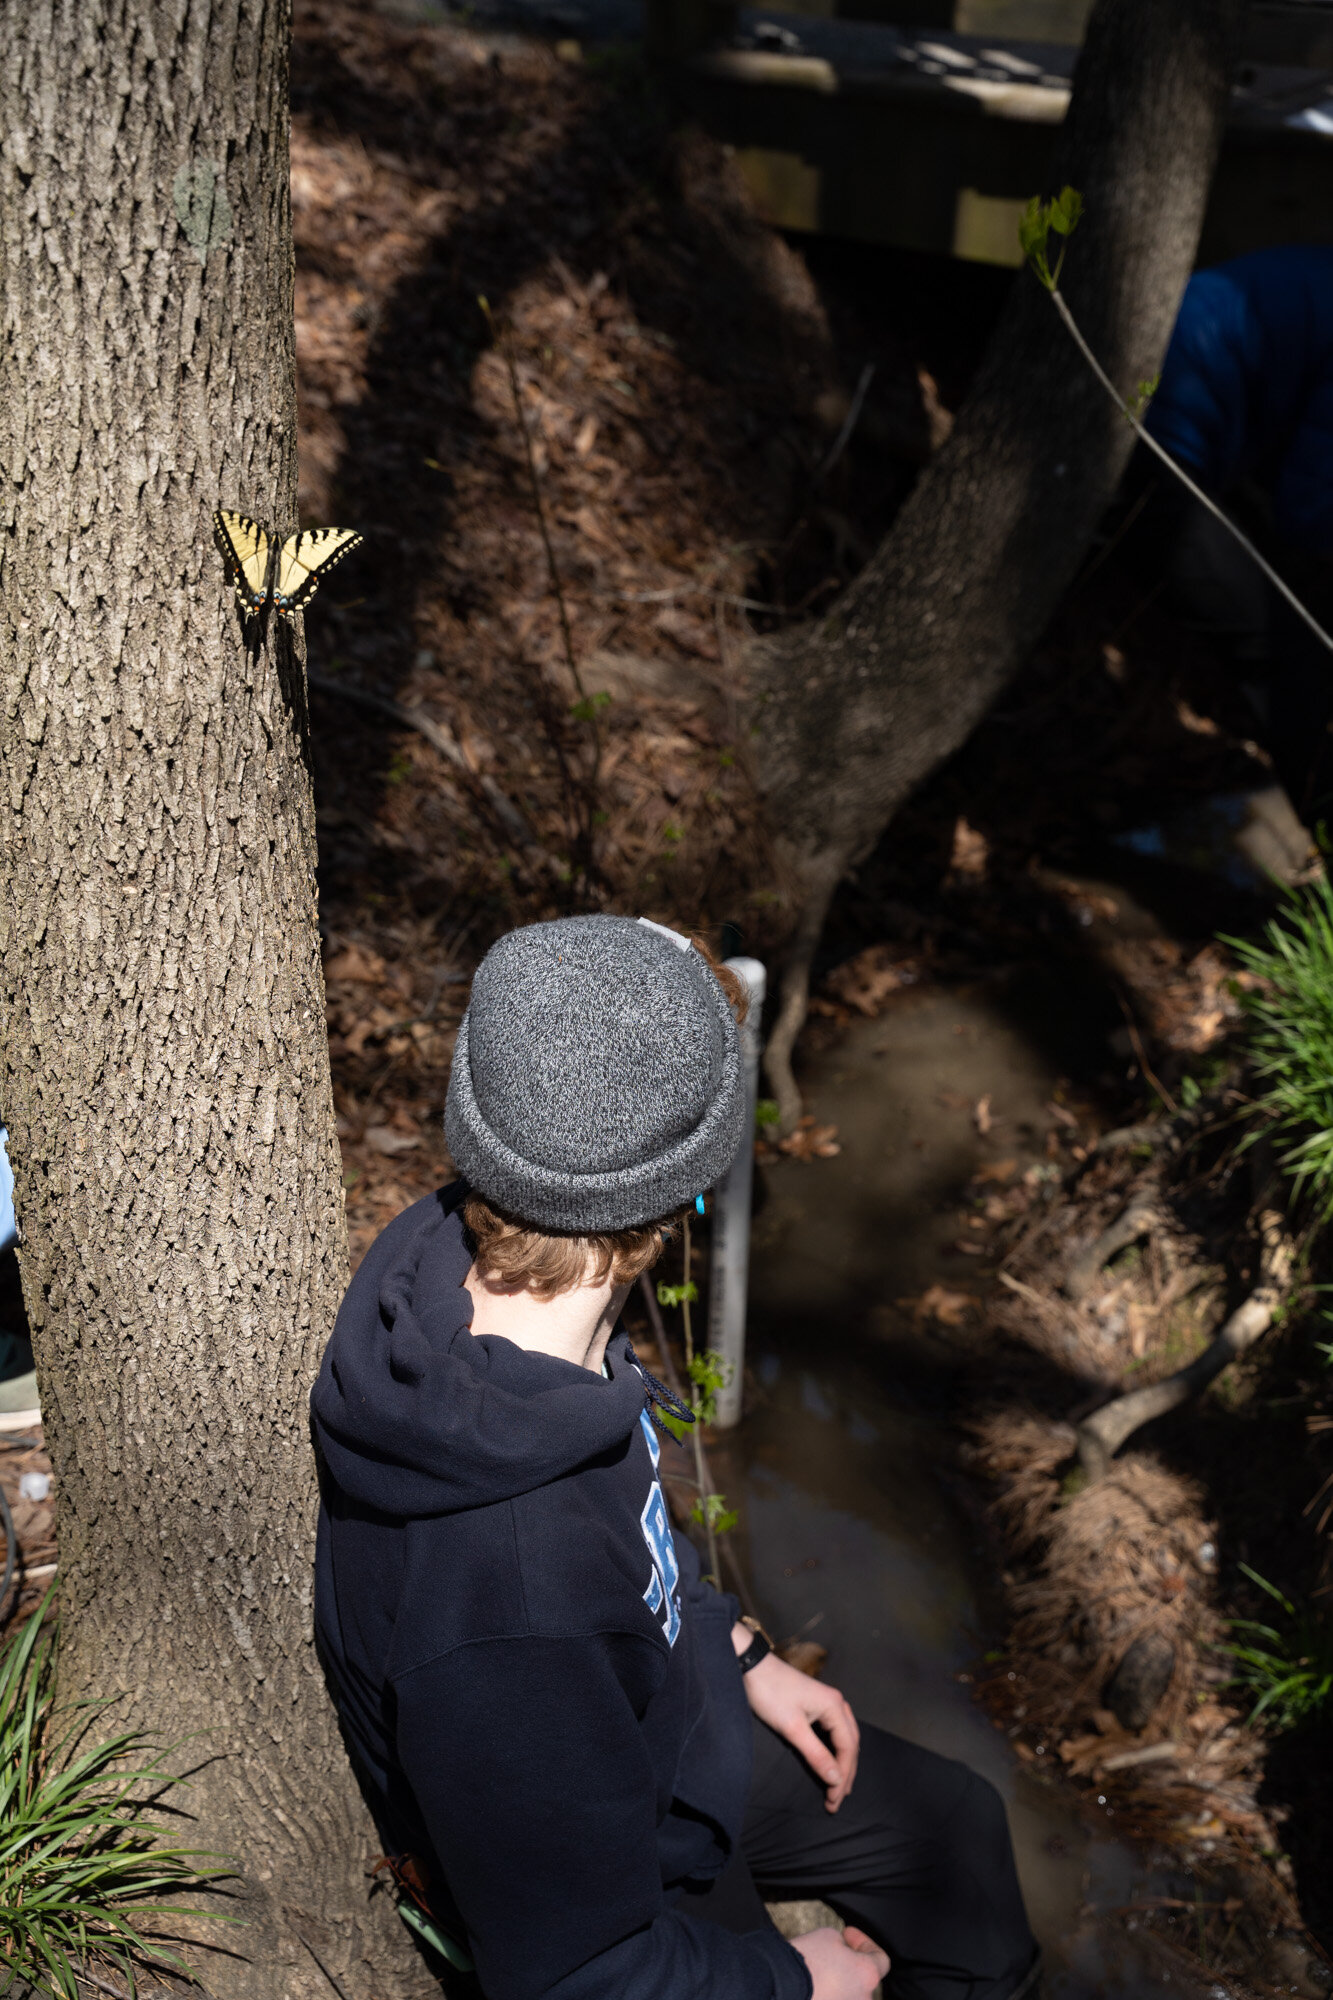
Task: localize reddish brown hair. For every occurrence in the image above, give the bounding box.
[463,1192,683,1302]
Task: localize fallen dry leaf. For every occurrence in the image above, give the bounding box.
[974,1159,1018,1185]
[824,944,918,1018]
[973,1094,992,1135]
[1174,697,1220,737]
[325,943,388,984]
[776,1118,841,1162]
[364,1125,422,1156]
[1051,879,1119,924]
[949,816,988,881]
[1057,1732,1109,1776]
[899,1284,974,1327]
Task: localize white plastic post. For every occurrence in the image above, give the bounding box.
[709,956,765,1430]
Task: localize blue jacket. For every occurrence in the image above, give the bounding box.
[1146,245,1333,550]
[311,1185,810,2000]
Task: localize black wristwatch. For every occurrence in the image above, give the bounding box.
[735,1621,772,1674]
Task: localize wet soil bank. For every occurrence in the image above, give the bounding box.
[639,905,1333,2000]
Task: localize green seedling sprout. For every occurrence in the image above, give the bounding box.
[1219,1564,1333,1731]
[656,1216,737,1584]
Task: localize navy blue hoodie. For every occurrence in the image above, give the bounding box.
[312,1185,811,2000]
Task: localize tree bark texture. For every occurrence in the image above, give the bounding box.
[0,6,427,1995]
[745,0,1239,1128]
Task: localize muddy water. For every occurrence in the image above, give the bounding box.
[714,981,1220,1999]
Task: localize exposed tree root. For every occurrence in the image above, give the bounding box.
[763,864,841,1134]
[764,947,814,1138]
[1064,1191,1162,1300]
[1076,1205,1294,1481]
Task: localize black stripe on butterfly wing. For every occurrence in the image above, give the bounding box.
[213,510,274,617]
[272,527,363,617]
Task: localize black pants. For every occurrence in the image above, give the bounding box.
[676,1718,1038,2000]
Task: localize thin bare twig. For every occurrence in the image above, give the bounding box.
[638,1274,687,1406]
[286,1912,352,2000]
[997,1270,1053,1310]
[306,671,545,859]
[480,298,601,887]
[636,1275,757,1618]
[680,1218,720,1586]
[77,1969,134,2000]
[1114,987,1178,1116]
[600,585,800,615]
[1094,1120,1173,1155]
[815,362,876,482]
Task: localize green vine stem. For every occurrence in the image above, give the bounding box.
[1022,190,1333,659]
[680,1217,720,1584]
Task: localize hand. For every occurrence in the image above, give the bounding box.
[734,1632,859,1810]
[792,1925,890,1998]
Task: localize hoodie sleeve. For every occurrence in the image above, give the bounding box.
[394,1633,812,2000]
[674,1519,742,1630]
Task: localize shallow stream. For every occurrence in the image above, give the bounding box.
[708,978,1227,2000]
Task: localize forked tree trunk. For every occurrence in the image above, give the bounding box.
[746,0,1240,1128]
[0,6,428,1995]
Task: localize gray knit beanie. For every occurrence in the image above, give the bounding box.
[445,915,745,1233]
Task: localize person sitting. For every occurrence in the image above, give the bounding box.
[1125,243,1333,822]
[312,914,1039,2000]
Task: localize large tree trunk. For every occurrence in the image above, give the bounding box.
[0,5,428,1995]
[747,0,1239,1128]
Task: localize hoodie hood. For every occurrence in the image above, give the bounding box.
[311,1185,652,1517]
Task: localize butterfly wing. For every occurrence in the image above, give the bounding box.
[213,510,274,617]
[273,526,363,616]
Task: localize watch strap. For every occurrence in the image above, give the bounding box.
[736,1628,771,1674]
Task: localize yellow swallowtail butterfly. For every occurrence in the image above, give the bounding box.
[213,510,363,621]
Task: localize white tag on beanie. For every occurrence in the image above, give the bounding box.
[637,917,693,951]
